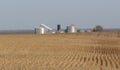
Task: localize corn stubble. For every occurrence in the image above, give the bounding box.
[0,32,119,70]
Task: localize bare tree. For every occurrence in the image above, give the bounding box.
[93,25,103,32]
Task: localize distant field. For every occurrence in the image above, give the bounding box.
[0,32,120,70]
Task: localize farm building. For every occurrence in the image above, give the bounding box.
[77,29,85,32]
[85,29,92,32]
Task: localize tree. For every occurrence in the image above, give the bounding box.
[93,25,103,32]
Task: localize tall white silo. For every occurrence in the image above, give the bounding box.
[66,24,77,33]
[35,27,46,34]
[40,27,46,34]
[35,24,53,34]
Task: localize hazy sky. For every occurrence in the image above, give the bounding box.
[0,0,120,30]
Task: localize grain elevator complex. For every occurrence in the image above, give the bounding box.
[35,24,97,34]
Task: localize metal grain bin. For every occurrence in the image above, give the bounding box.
[35,27,46,34]
[35,24,53,34]
[66,24,77,33]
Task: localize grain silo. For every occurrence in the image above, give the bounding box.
[35,27,45,34]
[57,24,61,31]
[66,24,77,33]
[35,24,53,34]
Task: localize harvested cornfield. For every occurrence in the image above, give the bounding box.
[0,32,120,70]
